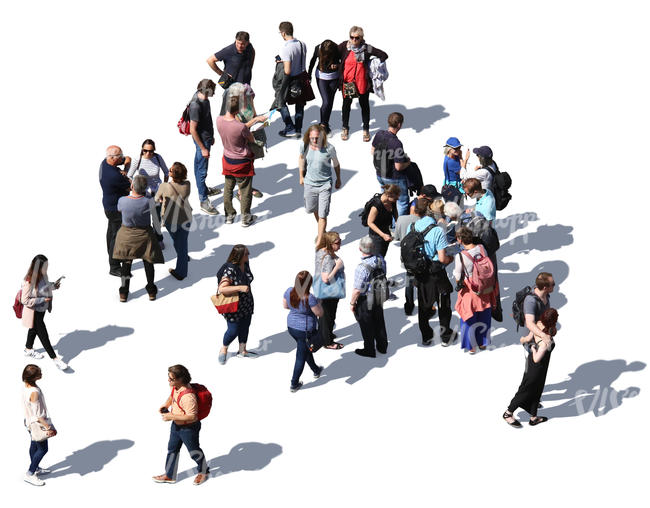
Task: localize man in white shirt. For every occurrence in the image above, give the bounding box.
[277,21,306,138]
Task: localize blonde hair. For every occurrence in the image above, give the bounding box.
[349,26,364,38]
[430,199,445,215]
[316,231,340,256]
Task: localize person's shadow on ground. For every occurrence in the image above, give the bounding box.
[46,439,134,478]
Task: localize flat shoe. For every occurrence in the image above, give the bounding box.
[529,416,548,426]
[218,352,227,365]
[152,475,176,484]
[502,411,522,428]
[252,189,263,198]
[193,474,208,485]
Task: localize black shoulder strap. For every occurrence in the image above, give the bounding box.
[421,223,437,237]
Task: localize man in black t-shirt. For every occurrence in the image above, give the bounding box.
[207,31,255,115]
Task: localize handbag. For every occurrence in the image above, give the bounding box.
[307,327,324,353]
[312,270,346,299]
[28,419,53,442]
[287,42,315,104]
[210,292,239,314]
[342,56,360,99]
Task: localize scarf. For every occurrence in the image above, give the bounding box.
[348,42,367,62]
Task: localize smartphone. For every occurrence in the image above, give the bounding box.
[160,408,169,414]
[55,276,66,285]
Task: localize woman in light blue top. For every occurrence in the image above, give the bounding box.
[282,271,324,392]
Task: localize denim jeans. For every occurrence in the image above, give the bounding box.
[279,102,305,132]
[29,438,49,474]
[165,421,208,479]
[316,78,338,129]
[376,174,410,216]
[223,315,251,346]
[167,222,190,278]
[287,327,319,387]
[193,141,210,202]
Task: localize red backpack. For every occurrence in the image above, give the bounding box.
[460,245,495,295]
[173,384,212,421]
[177,103,191,136]
[13,289,23,318]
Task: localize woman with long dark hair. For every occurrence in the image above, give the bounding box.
[366,184,400,258]
[217,244,256,364]
[308,39,342,134]
[283,271,324,392]
[21,255,67,370]
[503,308,559,427]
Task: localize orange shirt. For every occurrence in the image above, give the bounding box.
[171,386,198,425]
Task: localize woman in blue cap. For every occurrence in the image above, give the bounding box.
[442,137,469,190]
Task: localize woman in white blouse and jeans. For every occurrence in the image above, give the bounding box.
[23,364,56,486]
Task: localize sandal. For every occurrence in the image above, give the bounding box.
[362,130,370,142]
[341,128,349,141]
[529,416,548,426]
[502,411,522,428]
[252,188,263,198]
[325,342,344,350]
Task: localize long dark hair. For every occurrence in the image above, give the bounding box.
[540,308,559,337]
[227,244,248,265]
[289,271,312,308]
[25,254,48,289]
[141,138,156,155]
[318,40,339,72]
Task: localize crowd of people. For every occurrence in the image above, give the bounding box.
[17,22,559,487]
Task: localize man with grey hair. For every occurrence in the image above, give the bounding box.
[349,236,388,357]
[99,145,131,276]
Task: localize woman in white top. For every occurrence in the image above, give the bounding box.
[460,145,495,191]
[23,364,56,486]
[127,139,169,245]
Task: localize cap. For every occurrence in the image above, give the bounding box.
[473,146,493,158]
[420,184,441,199]
[444,137,462,148]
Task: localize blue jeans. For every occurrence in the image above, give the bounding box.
[165,421,208,479]
[376,174,410,216]
[167,222,190,278]
[279,102,305,132]
[193,141,210,202]
[29,438,48,474]
[288,327,319,387]
[223,315,251,346]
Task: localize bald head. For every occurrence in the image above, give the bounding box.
[105,145,124,166]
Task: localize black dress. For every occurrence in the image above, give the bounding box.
[508,339,555,416]
[368,195,397,257]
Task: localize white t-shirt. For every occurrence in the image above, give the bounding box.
[453,245,484,281]
[279,39,306,77]
[460,166,493,191]
[23,386,49,425]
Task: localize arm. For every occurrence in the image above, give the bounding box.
[126,159,137,179]
[333,162,341,189]
[394,160,411,171]
[244,115,267,129]
[311,302,324,318]
[298,154,306,185]
[21,281,49,307]
[158,156,169,182]
[322,257,343,283]
[207,54,224,76]
[462,149,470,169]
[350,288,362,311]
[367,207,391,241]
[218,277,249,296]
[367,44,388,62]
[29,391,56,436]
[162,394,198,424]
[307,45,319,78]
[282,297,289,309]
[159,394,172,413]
[531,340,550,363]
[190,121,208,157]
[452,253,463,282]
[437,248,453,265]
[283,60,291,76]
[525,314,551,341]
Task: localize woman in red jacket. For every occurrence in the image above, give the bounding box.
[338,26,388,142]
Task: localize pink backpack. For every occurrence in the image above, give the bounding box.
[460,245,495,295]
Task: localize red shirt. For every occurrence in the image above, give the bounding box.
[343,51,368,95]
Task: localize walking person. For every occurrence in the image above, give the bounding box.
[21,255,67,370]
[153,365,209,485]
[277,21,307,138]
[217,245,257,364]
[299,124,341,246]
[127,139,169,247]
[23,364,57,486]
[113,175,164,302]
[99,145,131,276]
[338,26,388,142]
[155,162,193,281]
[503,308,559,427]
[283,271,324,392]
[366,184,400,258]
[314,231,345,349]
[308,39,342,134]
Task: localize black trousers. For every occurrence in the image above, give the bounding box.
[319,298,339,346]
[404,272,416,312]
[370,234,390,258]
[354,295,387,354]
[342,92,370,131]
[120,260,156,296]
[416,270,453,343]
[105,210,123,270]
[26,311,56,358]
[317,78,339,129]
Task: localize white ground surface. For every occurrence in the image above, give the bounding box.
[1,1,648,506]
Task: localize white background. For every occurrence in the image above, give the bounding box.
[1,1,648,506]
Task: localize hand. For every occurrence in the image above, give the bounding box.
[162,412,174,422]
[474,164,481,171]
[53,282,61,289]
[44,297,52,302]
[256,115,268,123]
[239,285,250,293]
[335,178,342,189]
[322,274,330,284]
[299,178,304,186]
[46,428,57,437]
[382,233,393,242]
[330,64,338,70]
[159,405,169,414]
[201,148,210,158]
[120,170,128,177]
[350,303,356,312]
[463,149,470,161]
[124,156,132,165]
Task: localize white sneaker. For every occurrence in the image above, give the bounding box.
[24,349,44,359]
[24,472,45,486]
[53,357,68,370]
[36,467,51,475]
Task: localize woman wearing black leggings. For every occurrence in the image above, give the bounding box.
[21,254,68,370]
[308,40,342,135]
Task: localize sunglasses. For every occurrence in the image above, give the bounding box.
[350,35,361,40]
[142,149,154,154]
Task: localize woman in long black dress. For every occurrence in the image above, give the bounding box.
[366,184,399,258]
[503,308,559,427]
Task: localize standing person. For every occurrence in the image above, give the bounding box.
[283,271,324,392]
[460,145,494,191]
[153,365,209,485]
[371,112,411,216]
[99,145,131,276]
[308,39,342,134]
[155,162,193,281]
[23,364,57,486]
[521,272,555,345]
[338,26,388,142]
[314,231,345,349]
[206,31,255,115]
[21,255,67,370]
[189,79,221,215]
[127,139,169,247]
[113,175,164,302]
[216,245,257,364]
[350,236,388,357]
[216,94,266,227]
[366,184,399,258]
[413,209,455,346]
[452,226,497,354]
[277,21,307,138]
[442,137,469,190]
[299,124,342,246]
[463,178,497,223]
[503,308,559,427]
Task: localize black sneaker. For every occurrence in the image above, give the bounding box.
[109,268,122,277]
[207,186,222,196]
[354,348,376,358]
[290,381,303,393]
[313,366,324,379]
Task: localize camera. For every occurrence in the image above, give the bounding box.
[455,280,465,292]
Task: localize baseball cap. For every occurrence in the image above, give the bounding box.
[444,137,462,148]
[420,184,441,199]
[473,146,493,158]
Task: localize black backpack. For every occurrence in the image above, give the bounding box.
[360,194,382,227]
[512,286,543,330]
[362,257,389,308]
[485,162,512,211]
[441,184,463,205]
[400,223,437,276]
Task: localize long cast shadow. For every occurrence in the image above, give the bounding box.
[49,325,134,363]
[46,439,134,478]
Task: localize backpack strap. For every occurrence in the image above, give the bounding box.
[173,386,195,415]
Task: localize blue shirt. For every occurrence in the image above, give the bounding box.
[284,287,318,331]
[475,189,496,221]
[99,159,130,212]
[117,195,152,228]
[353,255,386,295]
[443,155,461,184]
[414,216,449,261]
